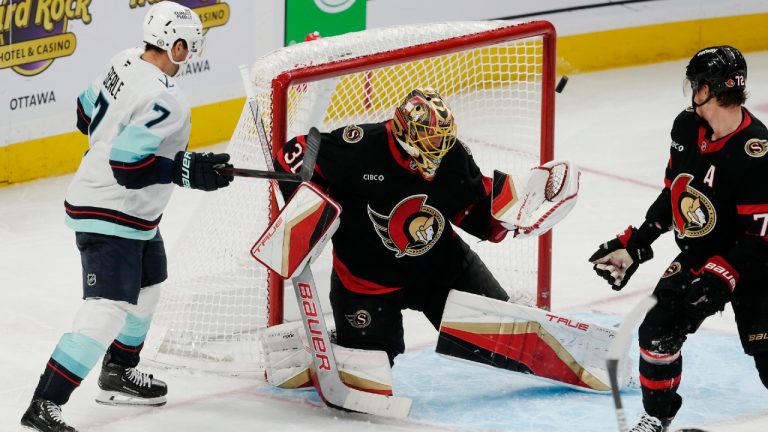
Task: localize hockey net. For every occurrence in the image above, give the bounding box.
[148,20,556,374]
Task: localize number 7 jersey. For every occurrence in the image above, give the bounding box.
[65,47,191,240]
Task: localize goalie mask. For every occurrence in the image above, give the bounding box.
[143,2,205,69]
[392,87,457,179]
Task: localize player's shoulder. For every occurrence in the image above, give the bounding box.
[732,108,768,161]
[744,108,768,136]
[329,122,388,147]
[672,107,698,130]
[114,48,188,108]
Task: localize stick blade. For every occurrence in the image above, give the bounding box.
[300,127,321,182]
[341,390,413,419]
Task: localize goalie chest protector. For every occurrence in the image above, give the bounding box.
[276,121,496,292]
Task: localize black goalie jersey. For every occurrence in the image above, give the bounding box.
[646,107,768,281]
[275,121,505,294]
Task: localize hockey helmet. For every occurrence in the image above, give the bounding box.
[684,45,746,97]
[143,1,205,65]
[392,87,457,179]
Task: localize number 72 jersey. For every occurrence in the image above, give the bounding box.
[65,47,191,240]
[659,107,768,275]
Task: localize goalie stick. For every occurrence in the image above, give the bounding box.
[237,64,410,417]
[606,295,657,432]
[217,126,321,182]
[217,65,320,183]
[291,265,412,418]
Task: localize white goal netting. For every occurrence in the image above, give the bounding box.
[148,20,555,373]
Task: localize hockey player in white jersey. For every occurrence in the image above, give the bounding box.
[21,3,233,431]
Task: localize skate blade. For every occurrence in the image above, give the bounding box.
[95,390,167,407]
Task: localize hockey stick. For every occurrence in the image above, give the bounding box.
[218,127,321,182]
[220,66,321,184]
[606,295,657,432]
[235,67,408,417]
[292,265,412,418]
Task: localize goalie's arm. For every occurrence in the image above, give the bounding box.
[447,152,510,243]
[274,133,331,198]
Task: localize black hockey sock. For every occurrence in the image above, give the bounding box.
[639,355,683,418]
[33,359,82,405]
[105,341,143,368]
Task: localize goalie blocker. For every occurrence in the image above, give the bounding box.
[437,290,630,392]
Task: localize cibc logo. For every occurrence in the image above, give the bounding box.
[0,0,93,76]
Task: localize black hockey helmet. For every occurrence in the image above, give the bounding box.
[685,45,747,95]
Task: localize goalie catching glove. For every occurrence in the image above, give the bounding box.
[172,151,234,191]
[492,160,580,238]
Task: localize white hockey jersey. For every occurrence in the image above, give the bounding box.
[65,47,191,240]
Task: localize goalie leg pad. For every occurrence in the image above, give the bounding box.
[335,346,394,396]
[262,321,313,389]
[437,290,626,392]
[261,321,394,394]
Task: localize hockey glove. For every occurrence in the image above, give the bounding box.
[685,256,738,321]
[589,226,654,290]
[172,151,234,191]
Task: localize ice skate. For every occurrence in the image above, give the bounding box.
[629,412,675,432]
[20,398,77,432]
[96,361,167,407]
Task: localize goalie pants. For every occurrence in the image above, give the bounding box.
[638,253,768,419]
[329,239,509,364]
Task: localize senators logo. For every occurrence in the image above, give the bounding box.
[745,138,768,158]
[661,262,681,278]
[345,310,371,329]
[367,195,444,258]
[670,174,716,238]
[342,125,363,143]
